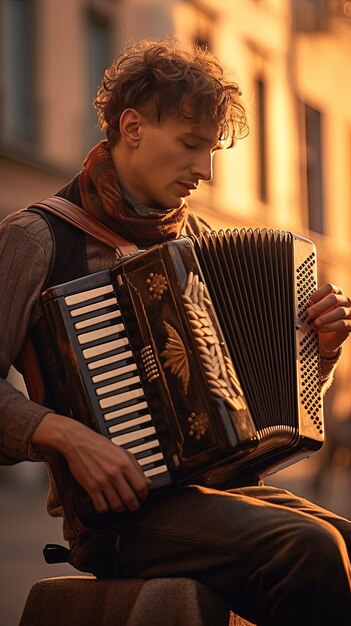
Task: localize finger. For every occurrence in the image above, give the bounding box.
[86,466,148,514]
[124,450,153,498]
[307,292,349,318]
[109,449,152,509]
[314,306,351,329]
[309,283,343,305]
[100,484,127,513]
[89,489,113,514]
[124,464,152,502]
[113,473,144,511]
[316,318,351,334]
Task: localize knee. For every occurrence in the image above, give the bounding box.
[261,521,351,622]
[287,519,349,580]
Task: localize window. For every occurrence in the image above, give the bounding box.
[300,103,325,234]
[86,11,111,148]
[255,77,268,203]
[189,3,217,188]
[293,0,328,33]
[2,0,37,142]
[193,8,213,49]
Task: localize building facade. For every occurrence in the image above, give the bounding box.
[1,0,351,492]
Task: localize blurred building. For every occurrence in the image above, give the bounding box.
[1,0,351,492]
[2,6,351,624]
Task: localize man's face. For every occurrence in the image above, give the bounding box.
[114,112,221,209]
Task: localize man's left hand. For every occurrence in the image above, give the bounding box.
[307,283,351,358]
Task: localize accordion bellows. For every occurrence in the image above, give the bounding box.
[38,229,324,529]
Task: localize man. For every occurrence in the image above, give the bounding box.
[1,39,350,624]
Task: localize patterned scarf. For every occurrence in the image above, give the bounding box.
[78,140,188,247]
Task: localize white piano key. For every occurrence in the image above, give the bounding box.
[99,387,144,409]
[78,323,125,345]
[111,425,156,446]
[104,400,148,421]
[108,414,152,434]
[96,375,141,396]
[137,452,164,466]
[88,350,134,371]
[70,296,119,318]
[91,360,137,383]
[103,363,138,379]
[74,310,121,330]
[127,439,160,455]
[144,465,168,477]
[83,337,129,359]
[65,284,113,306]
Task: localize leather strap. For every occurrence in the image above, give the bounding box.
[29,196,138,257]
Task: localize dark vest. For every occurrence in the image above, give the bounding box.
[27,208,88,290]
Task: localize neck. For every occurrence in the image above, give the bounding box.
[111,143,145,205]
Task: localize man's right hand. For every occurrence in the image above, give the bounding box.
[32,412,152,513]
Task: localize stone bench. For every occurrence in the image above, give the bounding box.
[19,576,255,626]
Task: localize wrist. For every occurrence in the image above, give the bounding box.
[31,411,81,456]
[320,347,342,360]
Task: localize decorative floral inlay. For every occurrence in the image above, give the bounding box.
[146,272,168,300]
[188,411,210,439]
[182,271,246,412]
[160,321,190,393]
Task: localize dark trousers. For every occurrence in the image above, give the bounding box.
[70,485,351,626]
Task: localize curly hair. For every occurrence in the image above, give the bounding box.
[94,38,249,148]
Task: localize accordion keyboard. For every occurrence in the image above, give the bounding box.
[63,280,170,485]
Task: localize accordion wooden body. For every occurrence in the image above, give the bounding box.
[37,228,324,529]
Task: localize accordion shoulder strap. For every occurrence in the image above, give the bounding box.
[28,196,138,257]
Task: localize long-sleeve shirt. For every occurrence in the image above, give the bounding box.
[0,208,117,464]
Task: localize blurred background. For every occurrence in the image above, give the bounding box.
[1,0,351,624]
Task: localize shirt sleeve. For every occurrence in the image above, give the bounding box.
[0,212,54,463]
[319,350,341,395]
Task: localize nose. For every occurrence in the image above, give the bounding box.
[190,151,214,182]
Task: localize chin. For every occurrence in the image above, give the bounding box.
[154,192,184,211]
[168,196,185,210]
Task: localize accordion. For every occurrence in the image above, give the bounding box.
[36,228,324,529]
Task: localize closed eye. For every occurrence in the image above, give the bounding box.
[182,141,198,149]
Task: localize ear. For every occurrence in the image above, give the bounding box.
[119,108,143,147]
